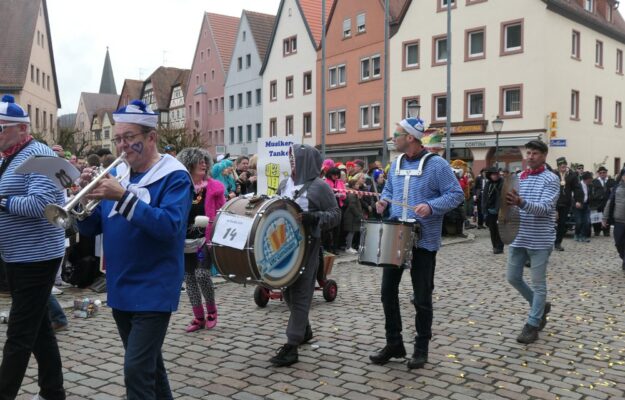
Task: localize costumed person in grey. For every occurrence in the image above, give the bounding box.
[270,144,341,367]
[602,168,625,271]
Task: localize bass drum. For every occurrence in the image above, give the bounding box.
[211,196,308,289]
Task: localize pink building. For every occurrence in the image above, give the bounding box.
[186,12,240,156]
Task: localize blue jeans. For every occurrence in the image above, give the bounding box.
[48,295,67,326]
[506,247,551,328]
[112,310,173,400]
[574,204,590,238]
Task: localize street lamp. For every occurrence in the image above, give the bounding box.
[491,116,504,168]
[407,101,421,118]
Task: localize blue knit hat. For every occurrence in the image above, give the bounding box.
[0,95,30,123]
[399,117,425,139]
[113,99,158,127]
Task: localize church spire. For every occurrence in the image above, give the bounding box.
[99,47,117,95]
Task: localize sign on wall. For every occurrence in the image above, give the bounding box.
[257,137,294,196]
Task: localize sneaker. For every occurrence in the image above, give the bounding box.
[345,248,358,254]
[51,286,63,295]
[407,351,428,369]
[369,343,407,365]
[270,344,298,367]
[554,244,564,251]
[205,313,217,330]
[301,325,313,344]
[516,323,539,344]
[54,279,71,287]
[493,248,504,254]
[538,302,551,331]
[185,318,206,333]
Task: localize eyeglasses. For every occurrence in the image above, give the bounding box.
[393,131,408,138]
[111,132,144,145]
[0,123,20,133]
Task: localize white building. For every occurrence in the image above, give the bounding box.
[390,0,625,174]
[260,0,332,148]
[224,10,276,156]
[168,82,187,130]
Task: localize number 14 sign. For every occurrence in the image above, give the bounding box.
[212,213,254,250]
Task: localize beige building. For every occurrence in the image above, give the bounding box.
[0,0,61,144]
[391,0,625,174]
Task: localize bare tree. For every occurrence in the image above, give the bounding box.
[157,127,208,153]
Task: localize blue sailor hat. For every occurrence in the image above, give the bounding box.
[399,117,425,139]
[0,95,30,123]
[113,99,158,128]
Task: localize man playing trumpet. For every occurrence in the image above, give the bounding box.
[76,100,192,399]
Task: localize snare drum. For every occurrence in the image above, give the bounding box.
[211,196,308,289]
[358,220,417,268]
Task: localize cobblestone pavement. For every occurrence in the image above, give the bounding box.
[3,229,625,400]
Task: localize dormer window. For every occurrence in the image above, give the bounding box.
[585,0,593,12]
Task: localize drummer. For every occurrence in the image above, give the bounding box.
[269,144,341,367]
[371,117,463,370]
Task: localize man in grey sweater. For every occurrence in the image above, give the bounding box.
[602,168,625,271]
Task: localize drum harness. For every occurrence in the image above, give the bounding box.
[394,152,438,222]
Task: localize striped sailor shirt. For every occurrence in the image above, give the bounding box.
[0,141,65,263]
[510,169,560,250]
[381,153,464,252]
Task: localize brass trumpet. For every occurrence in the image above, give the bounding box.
[45,152,129,229]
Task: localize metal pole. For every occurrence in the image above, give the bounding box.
[382,0,389,166]
[444,1,452,161]
[321,0,327,158]
[495,132,499,168]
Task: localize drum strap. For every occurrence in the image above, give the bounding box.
[292,178,315,202]
[395,152,438,220]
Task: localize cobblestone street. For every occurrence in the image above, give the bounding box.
[3,229,625,400]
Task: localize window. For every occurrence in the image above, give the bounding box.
[572,30,580,59]
[46,76,50,91]
[291,37,297,53]
[433,35,448,65]
[501,20,523,55]
[247,124,252,142]
[43,111,47,130]
[329,67,337,87]
[212,70,215,80]
[501,85,523,117]
[433,95,447,121]
[246,91,252,107]
[328,110,346,132]
[201,51,204,61]
[466,28,485,60]
[618,49,623,74]
[596,40,604,67]
[357,13,366,33]
[371,56,380,77]
[371,104,380,127]
[404,41,420,69]
[343,18,351,38]
[104,128,110,139]
[256,123,262,140]
[338,65,346,85]
[220,97,224,111]
[207,48,211,57]
[36,68,40,85]
[246,54,251,68]
[208,99,213,114]
[465,90,484,119]
[438,0,456,11]
[616,101,622,127]
[571,90,580,119]
[256,88,262,105]
[229,95,234,110]
[328,65,346,88]
[329,111,337,132]
[195,101,200,115]
[303,71,312,94]
[608,3,613,22]
[238,126,243,143]
[360,106,370,128]
[595,96,602,123]
[42,72,45,87]
[303,113,312,136]
[237,93,243,109]
[237,57,243,71]
[30,65,34,82]
[243,31,246,41]
[269,118,277,137]
[338,110,346,131]
[585,0,593,12]
[361,58,370,80]
[35,108,39,129]
[270,81,277,101]
[286,76,293,98]
[286,115,293,135]
[196,75,199,85]
[283,36,297,55]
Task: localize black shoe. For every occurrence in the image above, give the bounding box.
[493,248,503,254]
[369,344,406,365]
[538,302,551,331]
[554,244,564,251]
[301,325,313,344]
[594,232,601,237]
[477,225,486,230]
[407,351,428,369]
[604,232,610,237]
[516,323,539,344]
[270,344,298,367]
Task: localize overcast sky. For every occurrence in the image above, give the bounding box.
[48,0,281,115]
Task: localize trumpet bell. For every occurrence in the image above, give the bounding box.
[45,204,72,229]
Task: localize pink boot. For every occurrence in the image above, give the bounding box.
[205,303,218,330]
[186,306,206,333]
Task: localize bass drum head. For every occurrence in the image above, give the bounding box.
[253,198,307,289]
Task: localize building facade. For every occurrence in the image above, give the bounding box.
[141,66,189,129]
[390,0,625,174]
[225,10,275,156]
[262,0,332,151]
[168,83,187,130]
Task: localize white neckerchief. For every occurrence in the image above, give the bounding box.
[282,177,309,211]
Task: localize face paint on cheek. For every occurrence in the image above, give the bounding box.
[131,141,144,154]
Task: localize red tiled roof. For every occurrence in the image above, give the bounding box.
[544,0,625,43]
[206,12,240,73]
[117,79,143,109]
[245,11,276,62]
[299,0,334,46]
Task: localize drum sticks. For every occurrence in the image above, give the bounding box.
[332,189,413,209]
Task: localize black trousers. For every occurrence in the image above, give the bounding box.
[380,248,436,354]
[614,222,625,266]
[593,222,610,236]
[555,206,570,245]
[476,196,484,226]
[0,257,65,400]
[485,214,504,251]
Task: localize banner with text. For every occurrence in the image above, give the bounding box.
[257,137,294,196]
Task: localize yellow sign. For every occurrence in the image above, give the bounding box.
[549,112,558,138]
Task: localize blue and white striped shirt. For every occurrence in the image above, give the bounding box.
[381,154,464,251]
[510,169,560,250]
[0,141,66,263]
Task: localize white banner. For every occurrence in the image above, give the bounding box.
[212,213,254,250]
[590,211,603,224]
[257,137,294,196]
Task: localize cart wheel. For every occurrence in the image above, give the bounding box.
[254,286,270,307]
[323,280,338,302]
